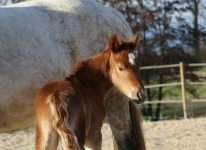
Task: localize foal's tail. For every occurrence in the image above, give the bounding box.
[129,100,146,150]
[47,92,80,150]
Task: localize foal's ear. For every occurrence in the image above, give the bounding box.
[109,33,119,52]
[127,32,140,51]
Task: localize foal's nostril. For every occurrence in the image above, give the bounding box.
[137,92,142,99]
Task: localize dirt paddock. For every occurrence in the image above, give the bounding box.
[0,117,206,150]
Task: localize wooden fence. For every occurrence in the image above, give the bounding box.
[141,62,206,119]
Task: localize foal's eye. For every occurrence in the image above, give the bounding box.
[118,67,125,71]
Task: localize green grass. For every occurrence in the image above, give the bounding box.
[141,68,206,120]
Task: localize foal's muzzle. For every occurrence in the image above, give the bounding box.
[135,89,147,104]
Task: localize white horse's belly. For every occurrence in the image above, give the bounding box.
[0,0,132,133]
[0,31,72,132]
[0,51,71,132]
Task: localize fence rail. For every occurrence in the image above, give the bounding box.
[141,62,206,119]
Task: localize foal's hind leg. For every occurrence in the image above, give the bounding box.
[35,119,59,150]
[84,130,102,150]
[54,126,80,150]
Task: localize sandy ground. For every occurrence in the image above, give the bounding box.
[0,117,206,150]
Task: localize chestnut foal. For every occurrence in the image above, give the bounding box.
[35,32,146,150]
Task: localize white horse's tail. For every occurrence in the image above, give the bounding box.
[47,92,80,150]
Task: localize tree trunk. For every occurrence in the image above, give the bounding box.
[155,73,163,121]
[193,0,199,57]
[146,71,153,119]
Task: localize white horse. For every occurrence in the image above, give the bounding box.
[0,0,145,149]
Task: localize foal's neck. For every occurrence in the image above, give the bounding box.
[67,50,113,98]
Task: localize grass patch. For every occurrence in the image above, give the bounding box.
[141,68,206,120]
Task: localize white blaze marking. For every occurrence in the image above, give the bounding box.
[128,53,136,65]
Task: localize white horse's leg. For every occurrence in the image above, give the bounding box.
[105,87,146,150]
[105,87,131,150]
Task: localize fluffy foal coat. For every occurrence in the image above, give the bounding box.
[35,32,145,150]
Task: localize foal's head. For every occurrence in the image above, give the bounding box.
[108,32,146,103]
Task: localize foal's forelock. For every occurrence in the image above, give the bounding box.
[128,53,136,65]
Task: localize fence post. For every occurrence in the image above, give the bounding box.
[180,62,187,119]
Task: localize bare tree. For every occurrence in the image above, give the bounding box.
[0,0,25,6]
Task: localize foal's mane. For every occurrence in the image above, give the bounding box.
[64,34,138,84]
[64,49,111,83]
